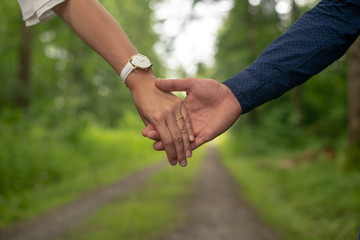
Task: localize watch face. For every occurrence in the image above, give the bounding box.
[131,54,152,69]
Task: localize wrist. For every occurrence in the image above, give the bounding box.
[120,54,153,87]
[221,83,242,116]
[126,69,156,92]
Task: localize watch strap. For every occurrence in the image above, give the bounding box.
[120,61,135,86]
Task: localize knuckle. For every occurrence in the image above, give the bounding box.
[151,113,163,123]
[162,108,173,118]
[152,113,171,125]
[181,125,188,134]
[162,139,173,148]
[174,136,183,144]
[165,106,173,114]
[163,140,175,151]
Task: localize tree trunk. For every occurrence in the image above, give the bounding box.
[291,0,303,127]
[345,36,360,171]
[245,0,258,124]
[16,23,33,109]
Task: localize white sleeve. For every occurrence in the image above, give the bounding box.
[17,0,66,26]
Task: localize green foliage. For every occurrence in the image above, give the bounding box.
[344,144,360,171]
[220,134,360,240]
[0,114,163,228]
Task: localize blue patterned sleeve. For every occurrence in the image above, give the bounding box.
[223,0,360,114]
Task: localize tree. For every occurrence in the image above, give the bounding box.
[345,36,360,171]
[215,0,280,80]
[15,23,33,110]
[244,0,259,124]
[290,0,303,127]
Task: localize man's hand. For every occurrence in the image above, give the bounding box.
[142,78,242,150]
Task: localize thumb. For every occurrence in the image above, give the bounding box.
[155,78,193,92]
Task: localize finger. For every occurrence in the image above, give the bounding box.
[155,136,206,152]
[142,124,155,137]
[176,115,192,160]
[147,130,160,141]
[181,105,195,142]
[155,78,193,93]
[153,141,164,151]
[142,125,161,141]
[168,115,187,167]
[156,124,178,166]
[155,136,206,151]
[179,107,193,158]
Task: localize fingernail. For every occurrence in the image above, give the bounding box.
[181,160,187,167]
[190,135,195,142]
[186,151,192,158]
[171,161,177,166]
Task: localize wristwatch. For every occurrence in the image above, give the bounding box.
[120,54,153,86]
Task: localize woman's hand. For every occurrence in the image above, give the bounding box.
[127,71,194,167]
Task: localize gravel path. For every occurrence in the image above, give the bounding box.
[158,146,282,240]
[0,162,165,240]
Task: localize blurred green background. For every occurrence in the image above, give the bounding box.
[0,0,359,239]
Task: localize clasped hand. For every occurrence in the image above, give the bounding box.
[142,78,242,166]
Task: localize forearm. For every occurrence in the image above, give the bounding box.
[52,0,153,89]
[31,0,192,166]
[224,0,360,114]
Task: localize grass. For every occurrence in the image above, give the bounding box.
[219,132,360,240]
[0,119,164,229]
[61,147,205,240]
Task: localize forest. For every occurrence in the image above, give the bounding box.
[0,0,359,239]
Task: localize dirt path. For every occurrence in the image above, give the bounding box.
[1,146,282,240]
[158,146,282,240]
[0,162,165,240]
